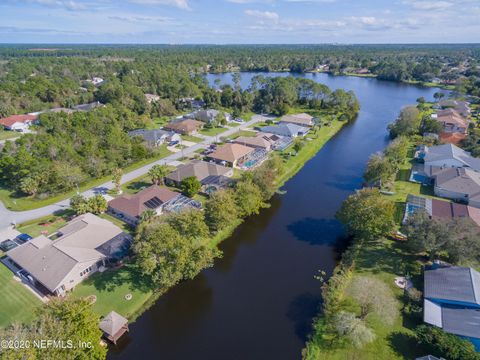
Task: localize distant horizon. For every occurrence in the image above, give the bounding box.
[1,0,479,44]
[1,42,480,46]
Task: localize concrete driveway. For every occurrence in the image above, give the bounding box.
[0,115,271,229]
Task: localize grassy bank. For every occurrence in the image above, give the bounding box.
[303,237,426,360]
[0,264,41,327]
[0,145,172,211]
[277,120,345,187]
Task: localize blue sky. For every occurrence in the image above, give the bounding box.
[0,0,479,44]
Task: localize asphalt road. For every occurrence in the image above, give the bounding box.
[0,115,269,229]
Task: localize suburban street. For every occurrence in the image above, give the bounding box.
[0,115,269,229]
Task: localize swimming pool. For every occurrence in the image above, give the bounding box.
[406,203,424,216]
[410,172,430,184]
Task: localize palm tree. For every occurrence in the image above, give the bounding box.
[140,209,156,223]
[148,165,170,186]
[112,168,123,194]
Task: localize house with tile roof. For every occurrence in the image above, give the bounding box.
[165,160,233,192]
[108,185,200,225]
[206,143,255,168]
[435,108,469,134]
[433,167,480,208]
[404,194,480,227]
[423,265,480,350]
[233,133,278,151]
[163,119,204,135]
[108,185,179,225]
[422,144,480,172]
[280,113,315,127]
[258,123,309,138]
[0,114,38,132]
[438,100,471,117]
[5,213,131,296]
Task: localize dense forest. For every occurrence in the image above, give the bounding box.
[0,44,479,118]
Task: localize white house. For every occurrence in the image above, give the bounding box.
[0,114,38,132]
[6,213,131,296]
[423,144,480,171]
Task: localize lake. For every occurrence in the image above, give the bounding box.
[108,73,444,360]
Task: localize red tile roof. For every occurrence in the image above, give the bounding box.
[431,199,469,219]
[0,114,38,127]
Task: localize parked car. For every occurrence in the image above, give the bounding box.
[169,140,179,146]
[15,234,33,244]
[0,239,18,251]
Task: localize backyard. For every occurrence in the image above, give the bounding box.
[305,237,427,360]
[71,263,154,320]
[0,263,41,327]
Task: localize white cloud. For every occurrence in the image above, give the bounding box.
[403,0,453,11]
[245,9,279,21]
[108,15,172,23]
[128,0,190,10]
[21,0,87,11]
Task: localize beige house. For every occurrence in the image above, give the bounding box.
[165,160,234,194]
[280,113,314,127]
[233,133,278,151]
[206,143,255,168]
[435,108,469,134]
[6,213,131,296]
[163,119,204,135]
[108,185,180,225]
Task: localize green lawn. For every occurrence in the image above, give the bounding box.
[226,121,241,127]
[199,126,228,137]
[146,116,171,130]
[0,130,21,141]
[16,211,74,238]
[181,135,203,143]
[0,264,41,328]
[305,238,427,360]
[71,263,154,320]
[0,145,172,211]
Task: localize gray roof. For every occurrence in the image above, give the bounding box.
[435,167,480,197]
[416,356,442,360]
[424,266,480,305]
[194,109,220,122]
[99,311,128,336]
[72,101,103,112]
[165,160,232,183]
[424,144,480,171]
[442,306,480,339]
[128,129,176,145]
[7,213,128,292]
[259,123,308,137]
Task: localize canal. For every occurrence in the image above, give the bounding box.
[108,73,443,360]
